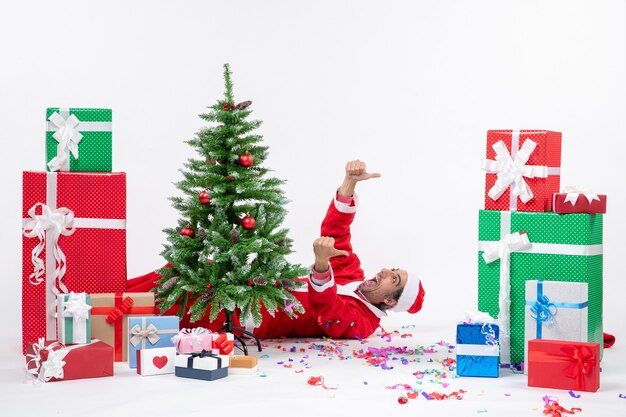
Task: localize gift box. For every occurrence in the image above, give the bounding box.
[90,292,155,362]
[57,292,92,345]
[553,187,607,214]
[136,347,176,376]
[527,339,600,392]
[128,316,179,368]
[46,108,112,172]
[22,171,127,353]
[175,351,229,381]
[524,280,588,372]
[456,323,499,377]
[477,209,602,364]
[25,338,113,382]
[171,327,213,354]
[482,130,561,212]
[212,332,235,355]
[229,355,258,375]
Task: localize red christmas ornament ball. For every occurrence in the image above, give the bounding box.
[273,281,281,287]
[246,280,254,286]
[180,227,195,238]
[241,216,256,230]
[225,175,235,181]
[223,103,229,111]
[206,283,212,289]
[198,191,211,204]
[239,153,254,167]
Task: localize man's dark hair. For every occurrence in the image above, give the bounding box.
[376,287,404,311]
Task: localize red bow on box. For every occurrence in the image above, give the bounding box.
[560,345,595,389]
[105,296,134,324]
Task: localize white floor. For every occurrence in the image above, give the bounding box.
[2,321,624,417]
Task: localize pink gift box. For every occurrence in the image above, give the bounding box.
[171,328,213,354]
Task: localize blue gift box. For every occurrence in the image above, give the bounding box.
[456,323,500,377]
[174,351,229,381]
[127,316,179,368]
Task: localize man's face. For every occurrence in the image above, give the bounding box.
[359,268,407,307]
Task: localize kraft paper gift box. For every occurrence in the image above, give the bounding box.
[229,355,258,375]
[90,292,155,362]
[482,130,561,212]
[175,351,229,381]
[46,108,112,172]
[477,209,602,365]
[128,315,179,368]
[57,292,92,345]
[22,171,127,353]
[553,187,607,214]
[171,327,213,354]
[527,339,600,392]
[136,347,176,376]
[25,338,113,382]
[524,280,588,373]
[456,323,500,378]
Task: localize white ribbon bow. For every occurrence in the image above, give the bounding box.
[130,323,160,347]
[22,203,76,293]
[171,327,211,350]
[25,338,69,383]
[62,292,91,320]
[464,310,498,325]
[47,111,83,172]
[563,185,600,205]
[482,139,548,204]
[480,231,531,365]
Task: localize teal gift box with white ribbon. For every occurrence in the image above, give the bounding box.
[127,316,179,368]
[524,280,588,373]
[57,292,92,345]
[46,108,112,172]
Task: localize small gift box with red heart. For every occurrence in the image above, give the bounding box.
[171,327,213,354]
[527,339,600,392]
[136,347,176,376]
[212,332,235,355]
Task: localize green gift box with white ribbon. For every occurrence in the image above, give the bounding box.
[477,210,602,365]
[46,108,112,172]
[57,292,92,345]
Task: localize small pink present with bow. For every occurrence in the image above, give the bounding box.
[171,328,213,354]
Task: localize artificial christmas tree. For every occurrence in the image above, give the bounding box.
[155,64,307,352]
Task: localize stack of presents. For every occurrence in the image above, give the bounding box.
[22,108,256,383]
[456,130,605,392]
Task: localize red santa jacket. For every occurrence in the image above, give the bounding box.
[127,193,422,339]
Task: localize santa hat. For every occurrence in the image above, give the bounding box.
[390,271,423,314]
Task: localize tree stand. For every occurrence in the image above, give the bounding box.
[217,310,262,355]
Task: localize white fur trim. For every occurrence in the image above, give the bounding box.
[308,265,336,292]
[333,192,359,213]
[390,270,420,312]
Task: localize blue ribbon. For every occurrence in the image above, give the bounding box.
[525,281,588,338]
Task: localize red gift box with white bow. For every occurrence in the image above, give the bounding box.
[21,171,127,354]
[482,130,562,212]
[553,186,607,214]
[527,339,600,392]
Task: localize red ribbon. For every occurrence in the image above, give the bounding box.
[543,401,582,416]
[90,293,155,361]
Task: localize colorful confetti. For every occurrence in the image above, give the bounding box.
[568,391,581,399]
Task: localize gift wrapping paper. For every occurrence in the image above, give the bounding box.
[22,171,126,353]
[46,108,112,172]
[174,351,229,381]
[527,339,600,392]
[477,209,602,364]
[229,355,258,375]
[57,292,92,344]
[136,346,176,376]
[553,191,607,214]
[25,339,113,382]
[456,323,500,378]
[524,280,588,372]
[90,292,155,362]
[483,130,561,212]
[171,327,213,354]
[128,315,179,368]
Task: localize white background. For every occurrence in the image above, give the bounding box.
[1,1,624,415]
